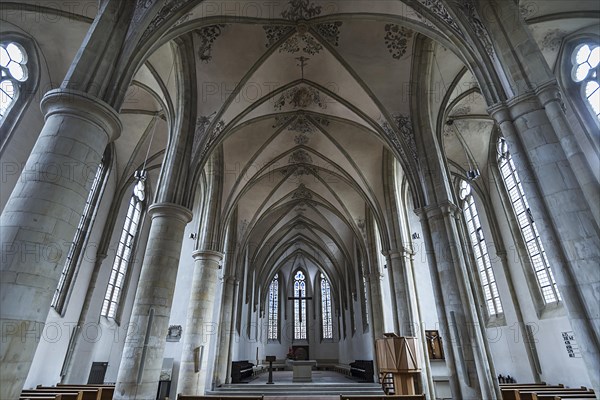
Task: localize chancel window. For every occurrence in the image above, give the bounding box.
[52,157,108,314]
[459,180,503,316]
[320,273,333,339]
[572,42,600,122]
[267,273,279,341]
[101,172,146,319]
[293,270,307,340]
[0,42,28,121]
[497,138,561,304]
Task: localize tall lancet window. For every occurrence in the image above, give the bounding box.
[102,172,146,319]
[459,180,503,316]
[497,138,561,304]
[52,157,108,314]
[320,273,333,339]
[267,273,279,341]
[293,270,307,340]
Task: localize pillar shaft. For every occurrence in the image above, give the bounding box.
[0,89,120,399]
[177,250,223,395]
[215,276,238,386]
[114,203,192,400]
[419,203,499,399]
[387,251,414,336]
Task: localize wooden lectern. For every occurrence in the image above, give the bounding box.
[375,335,421,395]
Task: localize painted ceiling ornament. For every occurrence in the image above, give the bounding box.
[315,22,343,47]
[417,0,461,33]
[263,25,295,48]
[519,2,538,19]
[540,29,566,52]
[288,115,317,134]
[196,24,226,63]
[292,183,313,199]
[384,24,414,60]
[289,149,313,164]
[281,0,322,21]
[282,164,317,177]
[294,134,310,145]
[458,1,495,59]
[191,113,215,158]
[195,117,225,162]
[279,32,323,55]
[141,0,188,42]
[312,115,330,127]
[274,86,327,110]
[272,115,293,129]
[393,114,418,161]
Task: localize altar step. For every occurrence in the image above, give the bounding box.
[208,382,385,396]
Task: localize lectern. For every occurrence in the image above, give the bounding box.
[375,335,421,395]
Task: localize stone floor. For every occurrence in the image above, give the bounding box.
[247,370,357,384]
[209,370,385,396]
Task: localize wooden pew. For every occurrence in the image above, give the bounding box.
[501,387,567,400]
[518,391,595,400]
[50,386,114,400]
[340,396,426,400]
[20,393,80,400]
[537,395,597,400]
[177,396,264,400]
[23,389,97,400]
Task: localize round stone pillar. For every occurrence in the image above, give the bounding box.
[0,89,121,399]
[387,251,414,336]
[215,275,238,386]
[114,203,192,400]
[177,250,223,395]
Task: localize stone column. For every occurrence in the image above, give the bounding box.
[215,275,238,386]
[177,250,223,395]
[490,100,600,392]
[418,202,498,400]
[0,89,121,399]
[387,251,414,336]
[114,203,192,400]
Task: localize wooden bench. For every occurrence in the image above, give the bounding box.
[23,389,99,400]
[38,386,114,400]
[518,391,595,400]
[177,396,264,400]
[230,360,255,383]
[537,395,597,400]
[349,360,374,382]
[20,393,80,400]
[340,395,426,400]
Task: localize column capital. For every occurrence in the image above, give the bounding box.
[416,200,459,221]
[41,88,122,143]
[192,249,224,264]
[148,202,193,223]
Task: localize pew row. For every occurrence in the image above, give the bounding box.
[340,396,426,400]
[177,396,264,400]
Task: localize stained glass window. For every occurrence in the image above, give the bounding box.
[102,173,146,319]
[0,42,28,121]
[572,43,600,122]
[293,270,307,340]
[497,138,561,304]
[268,274,279,340]
[321,273,333,339]
[52,159,107,313]
[459,180,503,315]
